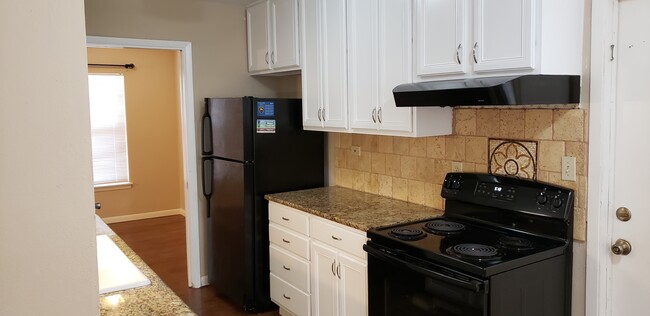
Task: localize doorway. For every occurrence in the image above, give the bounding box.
[587,0,650,315]
[87,36,201,288]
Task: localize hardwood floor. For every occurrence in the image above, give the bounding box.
[109,215,281,316]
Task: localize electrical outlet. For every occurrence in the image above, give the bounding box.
[561,156,576,181]
[351,146,361,156]
[451,161,463,172]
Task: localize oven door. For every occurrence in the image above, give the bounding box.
[364,242,489,316]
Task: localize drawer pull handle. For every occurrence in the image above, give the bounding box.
[283,265,291,271]
[331,235,342,241]
[282,238,290,244]
[331,261,336,276]
[283,294,291,300]
[281,217,290,221]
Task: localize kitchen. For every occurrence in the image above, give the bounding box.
[1,0,647,316]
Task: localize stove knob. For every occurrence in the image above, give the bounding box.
[451,180,461,189]
[536,193,548,205]
[552,195,563,208]
[443,179,451,189]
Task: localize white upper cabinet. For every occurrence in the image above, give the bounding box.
[415,0,584,80]
[473,0,534,72]
[348,0,412,134]
[301,0,348,131]
[247,0,300,74]
[415,0,467,76]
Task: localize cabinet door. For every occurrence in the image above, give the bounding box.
[301,0,324,128]
[311,241,338,316]
[347,0,379,131]
[321,0,348,129]
[247,0,271,72]
[338,252,367,316]
[473,0,535,72]
[415,0,467,76]
[271,0,300,70]
[375,0,412,133]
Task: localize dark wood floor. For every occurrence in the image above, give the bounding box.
[109,215,281,316]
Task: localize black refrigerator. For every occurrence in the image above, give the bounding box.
[201,97,324,312]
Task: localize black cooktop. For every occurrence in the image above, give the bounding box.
[367,216,568,278]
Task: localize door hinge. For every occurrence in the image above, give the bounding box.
[610,44,615,61]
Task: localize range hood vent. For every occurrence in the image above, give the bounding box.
[393,75,580,107]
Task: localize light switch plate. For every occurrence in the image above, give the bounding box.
[562,156,577,181]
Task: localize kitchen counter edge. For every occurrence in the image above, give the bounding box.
[265,186,444,232]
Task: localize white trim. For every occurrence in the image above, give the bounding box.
[200,275,210,287]
[101,209,186,224]
[94,182,133,192]
[586,1,618,315]
[86,36,203,289]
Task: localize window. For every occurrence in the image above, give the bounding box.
[88,74,130,187]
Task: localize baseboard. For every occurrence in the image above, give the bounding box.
[201,275,210,287]
[102,209,186,224]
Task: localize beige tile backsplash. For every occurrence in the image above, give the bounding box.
[333,108,588,241]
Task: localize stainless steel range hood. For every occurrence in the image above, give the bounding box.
[393,75,580,107]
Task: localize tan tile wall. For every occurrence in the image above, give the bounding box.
[333,108,588,240]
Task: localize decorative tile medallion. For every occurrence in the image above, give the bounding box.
[488,139,538,180]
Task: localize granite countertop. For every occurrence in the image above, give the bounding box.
[96,216,195,316]
[265,186,444,231]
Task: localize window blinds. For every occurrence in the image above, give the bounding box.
[88,74,130,186]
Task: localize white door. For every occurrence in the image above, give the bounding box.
[415,0,467,77]
[311,241,338,316]
[347,0,379,131]
[321,0,348,129]
[337,252,367,316]
[301,0,324,129]
[473,0,534,72]
[610,0,650,313]
[247,0,270,72]
[375,0,412,133]
[270,0,300,70]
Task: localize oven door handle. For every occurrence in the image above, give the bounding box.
[364,244,485,293]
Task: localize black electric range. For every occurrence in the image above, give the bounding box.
[364,173,574,316]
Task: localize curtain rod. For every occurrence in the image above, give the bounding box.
[88,63,135,69]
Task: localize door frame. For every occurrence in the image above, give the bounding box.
[586,1,619,315]
[86,36,202,288]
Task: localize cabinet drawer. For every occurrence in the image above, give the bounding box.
[269,245,310,293]
[310,218,367,260]
[269,223,310,259]
[270,273,310,316]
[269,202,309,235]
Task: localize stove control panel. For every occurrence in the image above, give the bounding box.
[442,173,574,220]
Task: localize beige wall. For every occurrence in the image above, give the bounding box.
[88,47,185,218]
[0,0,99,315]
[84,0,302,276]
[334,108,588,240]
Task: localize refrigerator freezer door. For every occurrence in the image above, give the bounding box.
[204,98,254,162]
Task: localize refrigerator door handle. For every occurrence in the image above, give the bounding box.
[202,105,213,155]
[202,158,213,217]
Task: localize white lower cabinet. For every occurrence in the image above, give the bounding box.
[311,241,367,316]
[269,202,368,316]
